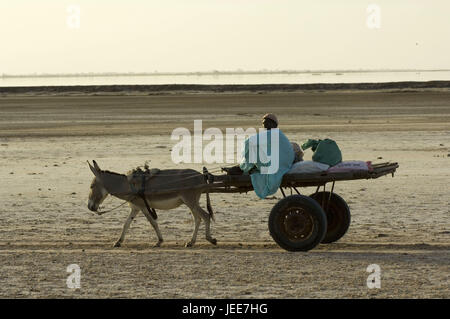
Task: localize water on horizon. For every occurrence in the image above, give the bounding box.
[1,70,449,87]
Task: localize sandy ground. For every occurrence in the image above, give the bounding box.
[0,90,449,298]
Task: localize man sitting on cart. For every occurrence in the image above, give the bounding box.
[237,113,295,199]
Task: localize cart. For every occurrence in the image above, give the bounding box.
[200,162,399,251]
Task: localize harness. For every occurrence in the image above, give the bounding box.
[129,169,158,220]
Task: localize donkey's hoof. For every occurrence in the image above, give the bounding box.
[153,241,163,248]
[185,242,194,248]
[113,241,121,248]
[208,238,217,245]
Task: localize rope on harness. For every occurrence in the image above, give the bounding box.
[135,173,158,220]
[125,166,223,191]
[96,197,133,214]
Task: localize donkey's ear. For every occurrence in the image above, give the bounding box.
[93,160,101,172]
[88,161,100,177]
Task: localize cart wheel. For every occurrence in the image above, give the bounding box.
[309,192,351,244]
[268,195,327,252]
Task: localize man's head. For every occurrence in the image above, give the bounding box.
[262,113,278,130]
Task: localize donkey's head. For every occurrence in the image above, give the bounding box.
[87,160,109,212]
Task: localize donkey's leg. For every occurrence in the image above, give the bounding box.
[192,203,217,245]
[140,205,164,247]
[182,193,217,247]
[113,205,139,247]
[185,213,201,247]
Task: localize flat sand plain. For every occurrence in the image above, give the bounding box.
[0,90,449,298]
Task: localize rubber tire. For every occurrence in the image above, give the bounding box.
[269,195,327,252]
[309,192,351,244]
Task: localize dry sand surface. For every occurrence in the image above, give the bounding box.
[0,90,449,298]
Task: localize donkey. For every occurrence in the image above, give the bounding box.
[87,160,216,248]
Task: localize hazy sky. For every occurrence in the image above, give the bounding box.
[1,0,449,74]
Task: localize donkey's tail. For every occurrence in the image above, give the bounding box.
[206,192,215,222]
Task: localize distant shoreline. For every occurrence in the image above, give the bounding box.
[1,81,450,96]
[2,69,450,78]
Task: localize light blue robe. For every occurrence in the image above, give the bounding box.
[239,128,294,199]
